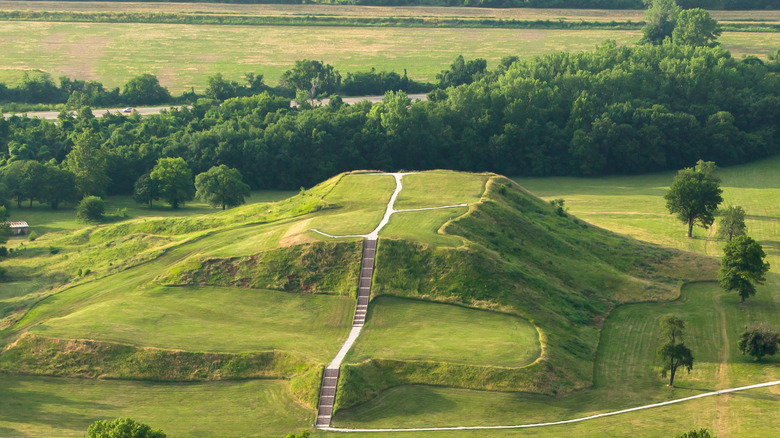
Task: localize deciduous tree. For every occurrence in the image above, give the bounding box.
[150,157,194,209]
[132,173,159,207]
[718,235,770,303]
[641,0,681,45]
[76,196,105,222]
[194,165,251,210]
[657,314,694,387]
[66,129,110,197]
[717,205,746,242]
[121,74,171,105]
[672,8,722,47]
[664,161,723,237]
[738,326,779,361]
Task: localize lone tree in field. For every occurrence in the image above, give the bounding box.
[149,157,194,209]
[76,196,106,223]
[195,165,251,210]
[87,417,166,438]
[718,235,770,303]
[717,205,747,242]
[738,326,779,361]
[664,160,723,238]
[657,314,694,387]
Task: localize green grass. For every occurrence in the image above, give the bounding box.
[345,296,540,367]
[307,173,396,236]
[0,19,776,94]
[0,375,313,438]
[394,171,488,210]
[29,286,354,361]
[380,207,468,247]
[3,190,295,241]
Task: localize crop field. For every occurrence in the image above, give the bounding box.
[0,18,776,94]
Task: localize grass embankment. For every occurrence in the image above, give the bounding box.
[335,175,712,411]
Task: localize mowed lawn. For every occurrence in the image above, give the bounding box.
[345,296,540,367]
[333,282,780,436]
[0,375,313,438]
[30,286,355,361]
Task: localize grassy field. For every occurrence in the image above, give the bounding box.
[0,19,776,94]
[345,296,540,367]
[0,375,313,438]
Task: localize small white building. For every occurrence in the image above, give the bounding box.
[6,221,29,235]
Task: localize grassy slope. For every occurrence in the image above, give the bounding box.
[335,174,710,411]
[0,20,776,93]
[331,158,780,436]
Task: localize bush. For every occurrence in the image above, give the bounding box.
[738,326,780,361]
[87,417,166,438]
[27,231,38,241]
[0,246,7,258]
[76,196,106,222]
[49,246,60,254]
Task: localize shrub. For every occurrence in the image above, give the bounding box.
[0,246,7,258]
[86,417,166,438]
[27,231,38,241]
[49,246,60,254]
[76,196,106,222]
[738,325,780,361]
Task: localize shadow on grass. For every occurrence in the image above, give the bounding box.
[0,376,114,433]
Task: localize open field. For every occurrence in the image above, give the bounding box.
[1,2,777,24]
[0,20,776,93]
[0,375,313,438]
[345,296,541,367]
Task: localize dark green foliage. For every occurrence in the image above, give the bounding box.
[76,196,106,222]
[39,164,78,209]
[204,72,267,101]
[284,431,311,438]
[67,129,110,197]
[641,0,680,44]
[149,157,194,209]
[717,205,746,242]
[738,326,780,361]
[718,235,770,302]
[436,55,487,88]
[3,44,780,192]
[672,8,722,47]
[676,429,713,438]
[657,314,693,387]
[132,173,159,207]
[550,198,567,216]
[0,222,9,245]
[664,161,723,238]
[341,68,431,96]
[121,73,171,105]
[280,59,341,98]
[87,418,166,438]
[194,165,251,210]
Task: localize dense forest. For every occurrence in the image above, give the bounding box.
[1,41,778,210]
[42,0,778,10]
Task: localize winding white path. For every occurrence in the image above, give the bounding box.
[310,172,467,240]
[322,380,780,432]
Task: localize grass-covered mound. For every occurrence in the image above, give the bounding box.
[336,176,715,410]
[158,241,361,294]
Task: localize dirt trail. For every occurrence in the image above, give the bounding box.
[714,290,731,436]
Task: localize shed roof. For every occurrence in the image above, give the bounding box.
[6,221,29,228]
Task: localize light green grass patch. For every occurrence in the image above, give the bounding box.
[380,207,467,247]
[394,171,488,210]
[0,375,313,438]
[30,286,354,362]
[307,173,395,236]
[346,296,540,367]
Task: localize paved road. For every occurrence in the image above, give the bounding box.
[6,93,429,120]
[5,106,186,120]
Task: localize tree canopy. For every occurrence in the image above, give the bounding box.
[122,73,172,105]
[664,161,723,237]
[718,235,770,302]
[672,8,722,47]
[149,157,195,209]
[641,0,680,44]
[280,60,341,99]
[194,165,251,210]
[66,129,110,197]
[738,326,779,361]
[87,417,166,438]
[717,205,746,242]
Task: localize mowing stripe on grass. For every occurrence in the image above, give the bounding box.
[321,380,780,432]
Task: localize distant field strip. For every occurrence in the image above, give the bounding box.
[0,10,777,32]
[323,380,780,432]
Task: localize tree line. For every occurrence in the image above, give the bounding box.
[0,63,431,110]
